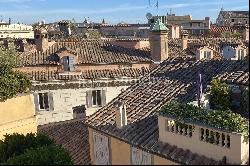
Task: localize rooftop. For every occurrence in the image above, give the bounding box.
[85,57,249,164]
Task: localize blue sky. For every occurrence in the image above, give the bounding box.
[0,0,249,24]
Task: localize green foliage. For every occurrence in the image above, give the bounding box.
[0,133,73,165]
[0,69,31,102]
[160,102,249,143]
[4,145,73,165]
[85,30,101,39]
[0,133,54,163]
[241,87,249,114]
[0,47,17,69]
[209,79,231,110]
[0,47,31,102]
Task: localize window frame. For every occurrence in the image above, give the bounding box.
[38,92,50,111]
[92,90,102,107]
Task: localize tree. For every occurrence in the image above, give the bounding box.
[0,47,31,102]
[85,30,101,39]
[0,47,17,70]
[209,79,231,110]
[0,133,73,165]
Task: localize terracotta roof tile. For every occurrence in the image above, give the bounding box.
[38,119,91,165]
[85,57,249,164]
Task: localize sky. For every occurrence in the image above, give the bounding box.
[0,0,249,25]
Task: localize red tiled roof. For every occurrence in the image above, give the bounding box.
[38,119,91,165]
[85,57,249,164]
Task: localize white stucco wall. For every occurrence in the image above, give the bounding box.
[34,85,129,125]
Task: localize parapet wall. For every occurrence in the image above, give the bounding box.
[158,115,249,164]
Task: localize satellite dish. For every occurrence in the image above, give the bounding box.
[146,13,153,19]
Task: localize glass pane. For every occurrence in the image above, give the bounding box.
[92,91,97,106]
[97,90,102,106]
[44,93,49,109]
[38,93,44,109]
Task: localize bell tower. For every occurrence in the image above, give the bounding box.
[149,18,169,63]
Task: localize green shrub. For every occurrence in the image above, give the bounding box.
[209,79,231,110]
[0,133,73,165]
[160,102,249,143]
[3,145,73,165]
[0,133,54,163]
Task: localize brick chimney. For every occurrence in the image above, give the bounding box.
[34,28,48,52]
[181,30,189,50]
[243,24,249,41]
[114,101,127,128]
[149,18,169,63]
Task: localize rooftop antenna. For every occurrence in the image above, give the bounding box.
[155,0,159,15]
[148,0,151,7]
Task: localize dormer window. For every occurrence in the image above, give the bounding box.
[62,56,75,71]
[204,51,212,59]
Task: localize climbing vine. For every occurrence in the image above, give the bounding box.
[160,102,249,143]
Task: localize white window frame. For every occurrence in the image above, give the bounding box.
[204,51,212,59]
[38,92,50,111]
[92,90,102,107]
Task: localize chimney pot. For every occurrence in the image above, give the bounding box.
[114,101,127,128]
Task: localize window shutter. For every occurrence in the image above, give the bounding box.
[48,92,54,111]
[68,56,75,71]
[62,56,69,71]
[86,90,93,108]
[33,93,39,111]
[102,89,106,106]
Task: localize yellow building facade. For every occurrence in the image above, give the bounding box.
[88,128,179,165]
[0,94,37,140]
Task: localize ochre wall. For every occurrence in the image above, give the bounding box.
[89,128,180,165]
[88,127,95,165]
[0,94,37,140]
[153,155,180,165]
[110,136,131,165]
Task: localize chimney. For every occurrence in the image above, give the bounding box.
[243,24,249,41]
[181,30,189,50]
[149,18,169,63]
[114,101,127,128]
[34,28,49,52]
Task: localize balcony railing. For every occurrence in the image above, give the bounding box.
[158,115,249,164]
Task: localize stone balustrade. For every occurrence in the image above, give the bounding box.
[158,115,249,164]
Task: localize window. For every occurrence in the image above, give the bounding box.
[204,51,212,59]
[62,56,75,71]
[131,147,152,165]
[238,49,244,60]
[231,19,234,22]
[92,90,102,107]
[86,89,106,108]
[38,93,49,110]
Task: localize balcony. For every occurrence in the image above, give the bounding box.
[158,102,249,164]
